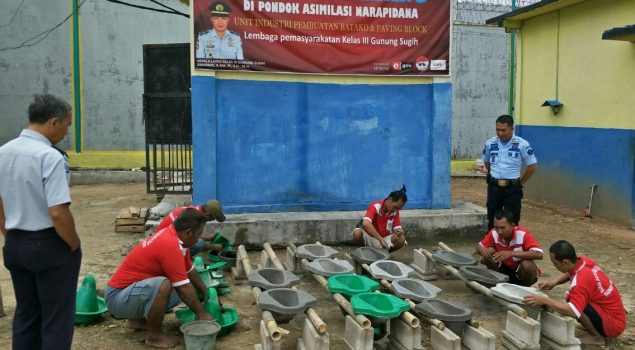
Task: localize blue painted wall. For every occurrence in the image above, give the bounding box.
[517,125,635,227]
[192,76,451,213]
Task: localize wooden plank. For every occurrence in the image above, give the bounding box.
[129,207,140,217]
[116,217,146,225]
[115,207,148,225]
[115,224,146,233]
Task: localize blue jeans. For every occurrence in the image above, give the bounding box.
[4,228,82,350]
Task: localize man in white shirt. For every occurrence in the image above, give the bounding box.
[0,94,81,350]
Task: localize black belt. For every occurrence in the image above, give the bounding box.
[490,177,520,187]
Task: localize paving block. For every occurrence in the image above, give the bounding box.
[540,310,580,345]
[283,246,296,272]
[260,250,274,268]
[254,344,263,350]
[231,266,248,284]
[412,250,438,280]
[462,325,495,350]
[353,260,364,275]
[343,315,374,350]
[505,311,540,346]
[387,340,408,350]
[388,317,423,349]
[430,326,461,350]
[500,330,540,350]
[259,320,281,350]
[540,335,581,350]
[298,317,329,350]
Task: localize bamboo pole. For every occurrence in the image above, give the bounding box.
[263,242,285,270]
[303,259,372,329]
[238,245,286,340]
[418,248,528,318]
[264,243,327,334]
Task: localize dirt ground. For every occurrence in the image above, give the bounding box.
[0,178,633,349]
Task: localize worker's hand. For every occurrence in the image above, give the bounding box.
[393,227,404,236]
[537,280,558,291]
[196,311,213,321]
[523,294,548,307]
[477,245,493,260]
[379,238,389,250]
[492,250,513,262]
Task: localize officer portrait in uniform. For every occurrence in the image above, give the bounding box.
[196,0,244,60]
[482,114,538,230]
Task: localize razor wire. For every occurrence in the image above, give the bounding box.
[454,0,543,26]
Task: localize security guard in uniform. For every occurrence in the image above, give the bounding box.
[196,0,243,60]
[482,115,537,230]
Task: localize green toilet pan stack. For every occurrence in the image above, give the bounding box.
[75,274,108,325]
[176,288,239,337]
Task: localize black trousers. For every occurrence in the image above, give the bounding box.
[3,228,82,350]
[486,182,523,229]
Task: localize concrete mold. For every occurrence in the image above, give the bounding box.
[369,260,414,281]
[248,268,301,290]
[350,247,390,265]
[390,278,442,302]
[305,258,354,276]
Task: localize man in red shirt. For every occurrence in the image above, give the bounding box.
[352,185,407,252]
[477,209,543,286]
[524,240,626,346]
[155,199,226,256]
[105,208,212,348]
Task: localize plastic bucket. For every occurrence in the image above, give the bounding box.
[180,320,221,350]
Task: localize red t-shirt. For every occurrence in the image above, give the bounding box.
[362,199,402,237]
[155,205,204,232]
[566,256,626,337]
[478,226,542,270]
[108,225,193,289]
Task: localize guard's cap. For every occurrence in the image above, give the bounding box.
[209,1,231,17]
[202,199,226,222]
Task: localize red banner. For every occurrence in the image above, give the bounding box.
[193,0,449,75]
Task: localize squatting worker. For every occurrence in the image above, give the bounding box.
[352,185,407,252]
[524,240,626,346]
[477,209,543,287]
[0,94,82,350]
[155,199,226,255]
[106,208,212,349]
[196,0,243,60]
[482,114,537,230]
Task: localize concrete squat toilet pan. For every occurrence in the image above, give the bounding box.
[350,247,390,265]
[369,260,414,281]
[459,266,509,286]
[305,258,354,276]
[257,288,317,323]
[490,283,547,318]
[431,251,477,268]
[327,273,380,298]
[415,298,472,336]
[295,244,338,260]
[248,268,301,290]
[390,278,442,302]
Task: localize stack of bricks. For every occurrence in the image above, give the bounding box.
[115,207,149,233]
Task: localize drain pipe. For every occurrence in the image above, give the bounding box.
[263,243,327,334]
[345,254,420,329]
[237,245,285,341]
[417,248,528,318]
